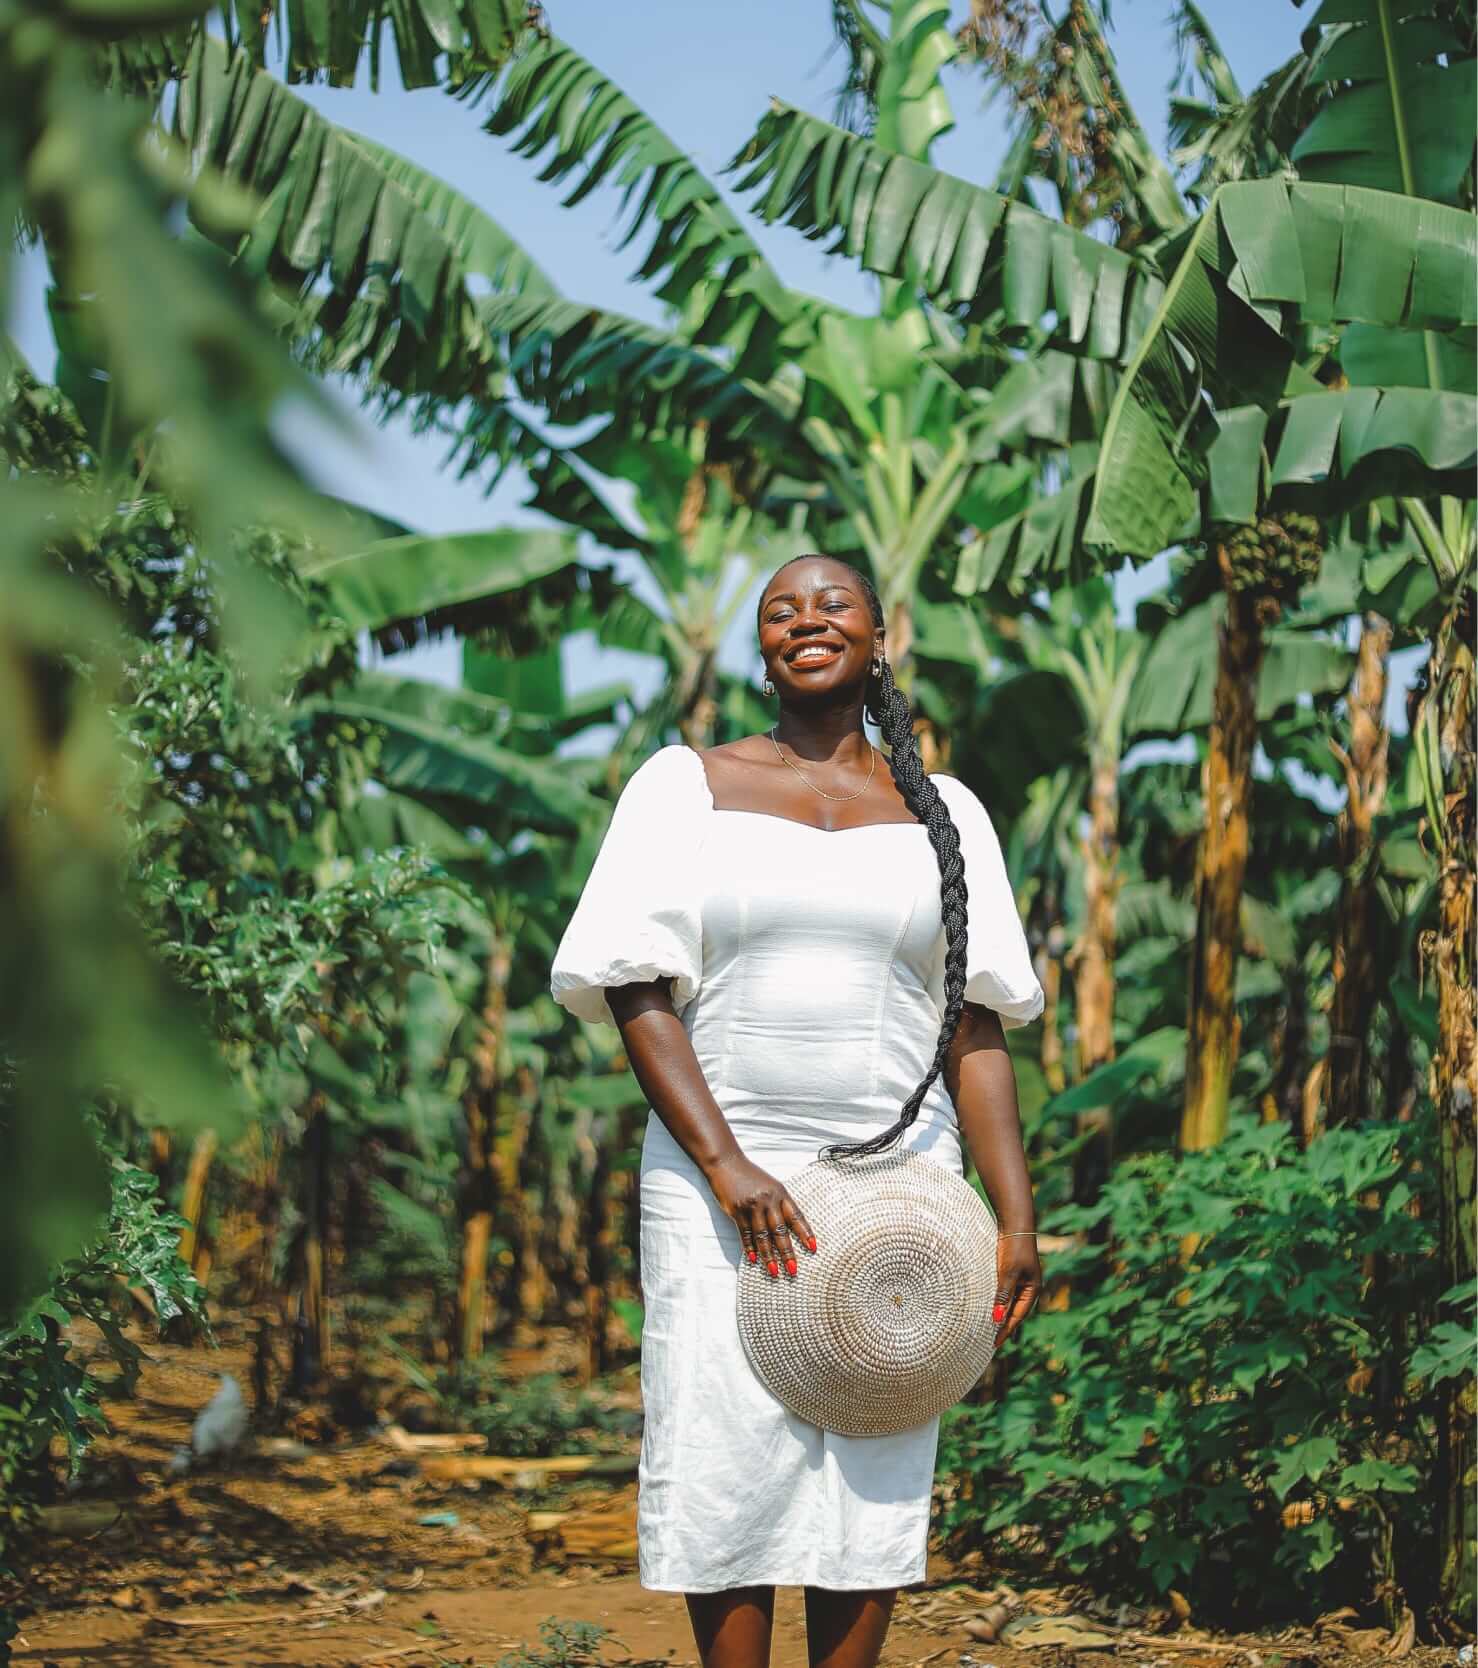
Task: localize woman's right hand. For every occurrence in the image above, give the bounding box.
[702,1151,817,1280]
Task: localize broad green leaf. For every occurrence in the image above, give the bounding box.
[1296,0,1476,206]
[1042,1027,1185,1116]
[1125,597,1353,735]
[1336,1458,1419,1494]
[1087,179,1478,556]
[873,0,957,164]
[1269,1435,1340,1500]
[313,681,596,832]
[299,527,580,637]
[481,294,795,449]
[954,466,1099,595]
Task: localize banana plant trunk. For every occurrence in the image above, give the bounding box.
[176,1128,218,1283]
[295,1093,331,1387]
[455,936,512,1361]
[1425,594,1476,1631]
[1072,749,1120,1202]
[676,643,719,751]
[1036,921,1068,1096]
[1327,612,1392,1127]
[1181,578,1266,1152]
[885,595,914,688]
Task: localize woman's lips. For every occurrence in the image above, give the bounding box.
[786,644,843,668]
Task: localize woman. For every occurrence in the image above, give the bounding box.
[550,554,1044,1668]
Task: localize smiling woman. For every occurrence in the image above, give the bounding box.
[550,554,1044,1668]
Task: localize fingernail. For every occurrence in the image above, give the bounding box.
[785,1258,797,1277]
[992,1305,1006,1324]
[767,1260,779,1279]
[807,1237,818,1253]
[747,1248,757,1263]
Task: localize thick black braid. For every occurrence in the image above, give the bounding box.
[756,557,971,1164]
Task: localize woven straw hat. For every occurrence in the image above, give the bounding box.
[735,1149,1000,1437]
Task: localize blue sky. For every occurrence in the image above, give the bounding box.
[16,0,1411,761]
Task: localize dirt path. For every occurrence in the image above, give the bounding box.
[15,1322,1453,1668]
[18,1571,849,1668]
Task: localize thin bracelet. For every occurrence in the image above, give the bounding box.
[999,1230,1038,1238]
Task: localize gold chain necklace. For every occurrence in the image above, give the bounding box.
[768,727,877,802]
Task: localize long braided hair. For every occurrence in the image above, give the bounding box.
[758,558,970,1163]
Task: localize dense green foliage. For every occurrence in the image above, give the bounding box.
[942,1120,1449,1620]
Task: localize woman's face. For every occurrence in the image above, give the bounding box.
[757,559,882,704]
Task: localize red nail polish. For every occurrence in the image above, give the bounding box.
[785,1258,797,1277]
[807,1237,818,1253]
[747,1248,757,1263]
[767,1260,779,1278]
[992,1305,1006,1324]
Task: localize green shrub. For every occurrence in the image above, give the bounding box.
[0,1143,207,1645]
[939,1117,1441,1623]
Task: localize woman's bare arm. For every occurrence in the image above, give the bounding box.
[608,978,817,1278]
[945,1000,1041,1342]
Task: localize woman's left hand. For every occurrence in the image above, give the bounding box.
[992,1235,1041,1345]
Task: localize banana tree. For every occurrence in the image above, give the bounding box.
[298,528,642,1359]
[1076,0,1474,1616]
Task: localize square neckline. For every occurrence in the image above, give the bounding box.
[683,744,929,836]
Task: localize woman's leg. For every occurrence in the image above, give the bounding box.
[685,1586,776,1668]
[802,1586,898,1668]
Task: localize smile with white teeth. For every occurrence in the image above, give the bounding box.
[789,644,841,664]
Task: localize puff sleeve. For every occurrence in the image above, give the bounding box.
[550,744,708,1027]
[928,774,1045,1029]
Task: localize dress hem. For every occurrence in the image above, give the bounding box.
[638,1569,928,1594]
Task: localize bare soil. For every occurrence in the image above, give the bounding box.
[12,1319,1455,1668]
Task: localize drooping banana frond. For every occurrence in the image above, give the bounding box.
[91,0,532,96]
[313,675,597,832]
[479,33,799,372]
[429,399,657,556]
[1086,179,1478,557]
[728,101,1163,362]
[175,36,509,400]
[1170,0,1243,114]
[175,40,785,478]
[482,295,798,452]
[1125,598,1353,734]
[347,133,557,298]
[972,351,1117,450]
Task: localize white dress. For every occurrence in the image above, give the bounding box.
[550,744,1043,1593]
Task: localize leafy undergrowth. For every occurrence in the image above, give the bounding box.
[939,1119,1456,1632]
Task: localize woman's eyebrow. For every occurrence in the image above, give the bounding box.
[763,584,854,608]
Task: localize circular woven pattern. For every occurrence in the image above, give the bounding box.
[735,1150,999,1438]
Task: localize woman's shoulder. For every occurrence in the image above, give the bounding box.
[621,744,712,806]
[928,771,990,820]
